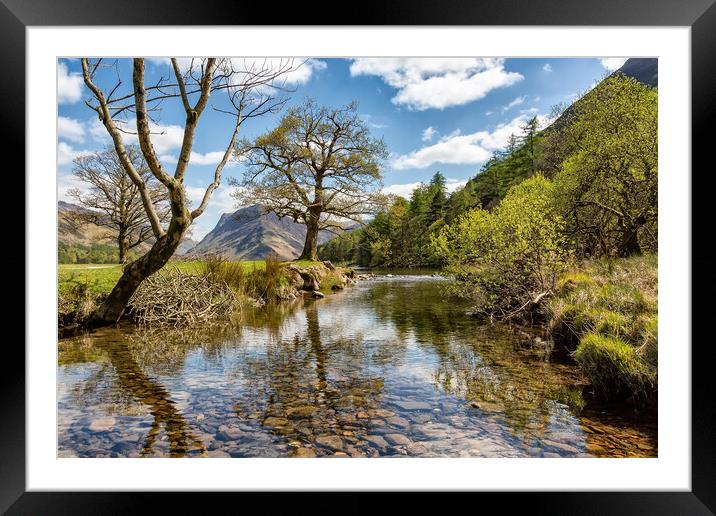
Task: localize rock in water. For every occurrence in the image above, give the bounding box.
[88,417,116,432]
[315,435,344,450]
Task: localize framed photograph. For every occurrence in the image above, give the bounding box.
[7,0,714,511]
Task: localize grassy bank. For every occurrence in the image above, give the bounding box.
[58,260,267,294]
[58,258,353,329]
[547,254,657,405]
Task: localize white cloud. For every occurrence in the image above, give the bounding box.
[349,58,523,110]
[89,117,185,155]
[392,114,548,170]
[600,58,628,71]
[501,95,526,113]
[58,62,84,104]
[421,126,437,142]
[57,142,92,166]
[156,150,239,168]
[383,178,468,199]
[185,183,237,214]
[543,63,553,72]
[361,114,387,130]
[58,116,85,143]
[57,172,89,202]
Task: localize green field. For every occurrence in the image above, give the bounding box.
[58,260,269,294]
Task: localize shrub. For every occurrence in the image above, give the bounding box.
[433,174,571,320]
[128,269,239,327]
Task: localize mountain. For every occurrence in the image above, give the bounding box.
[58,201,195,257]
[188,204,337,261]
[58,201,113,247]
[616,57,658,88]
[547,58,657,135]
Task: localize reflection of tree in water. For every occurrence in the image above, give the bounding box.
[61,329,214,457]
[431,328,588,435]
[230,300,403,454]
[366,279,464,352]
[359,279,588,437]
[101,340,205,457]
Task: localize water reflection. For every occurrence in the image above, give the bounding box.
[58,275,657,458]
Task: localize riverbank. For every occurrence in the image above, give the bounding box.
[58,259,357,332]
[546,254,658,408]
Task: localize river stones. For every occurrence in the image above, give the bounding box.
[315,435,343,451]
[286,405,316,418]
[292,447,317,458]
[369,408,395,418]
[88,416,116,432]
[364,434,389,451]
[206,450,231,458]
[406,442,430,456]
[263,416,289,428]
[216,425,242,441]
[390,400,432,411]
[386,416,410,429]
[384,433,412,446]
[542,439,580,455]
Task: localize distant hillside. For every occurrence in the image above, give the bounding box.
[58,201,113,247]
[616,57,658,88]
[188,204,336,261]
[58,201,196,262]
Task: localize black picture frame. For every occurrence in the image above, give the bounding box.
[6,0,714,512]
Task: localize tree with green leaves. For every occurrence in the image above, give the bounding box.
[233,99,388,261]
[428,171,448,223]
[553,75,658,257]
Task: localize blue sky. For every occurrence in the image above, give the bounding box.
[57,57,625,240]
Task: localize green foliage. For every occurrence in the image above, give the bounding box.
[58,280,107,328]
[445,117,544,222]
[58,242,122,264]
[433,174,571,319]
[318,171,450,267]
[553,75,658,257]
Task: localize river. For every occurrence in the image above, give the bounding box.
[57,273,657,458]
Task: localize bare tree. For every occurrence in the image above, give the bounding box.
[232,99,388,261]
[81,57,298,325]
[67,145,170,263]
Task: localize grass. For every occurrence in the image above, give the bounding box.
[573,333,655,401]
[58,260,266,294]
[547,254,657,404]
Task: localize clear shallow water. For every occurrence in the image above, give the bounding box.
[57,275,656,458]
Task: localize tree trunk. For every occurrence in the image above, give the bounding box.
[618,227,642,257]
[90,218,188,326]
[298,220,319,261]
[118,229,127,264]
